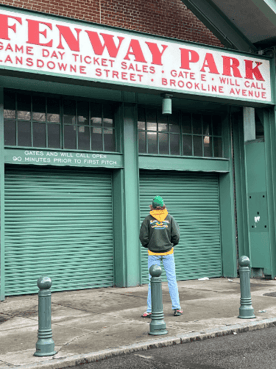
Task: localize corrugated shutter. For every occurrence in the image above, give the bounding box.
[140,170,222,284]
[5,165,114,296]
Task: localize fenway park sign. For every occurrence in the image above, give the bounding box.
[0,8,272,102]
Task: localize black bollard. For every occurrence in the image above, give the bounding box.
[34,276,57,357]
[238,256,255,319]
[148,264,168,336]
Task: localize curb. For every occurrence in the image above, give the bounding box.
[2,317,276,369]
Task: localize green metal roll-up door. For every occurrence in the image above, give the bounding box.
[140,170,222,284]
[5,165,114,296]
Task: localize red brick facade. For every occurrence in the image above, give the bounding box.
[0,0,223,47]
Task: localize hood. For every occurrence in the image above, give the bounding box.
[149,209,168,222]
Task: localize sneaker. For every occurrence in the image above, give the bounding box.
[141,312,152,318]
[173,309,183,316]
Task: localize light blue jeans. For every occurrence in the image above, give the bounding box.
[147,253,181,313]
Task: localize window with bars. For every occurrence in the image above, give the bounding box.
[138,108,181,155]
[4,90,117,152]
[138,107,223,158]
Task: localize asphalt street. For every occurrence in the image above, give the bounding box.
[64,325,276,369]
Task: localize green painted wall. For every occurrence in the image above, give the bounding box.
[263,109,276,278]
[122,103,141,286]
[233,107,276,278]
[219,113,237,277]
[233,111,250,258]
[139,156,229,172]
[245,141,271,275]
[0,88,4,300]
[113,168,126,287]
[0,74,249,294]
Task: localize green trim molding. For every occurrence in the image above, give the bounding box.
[113,168,126,287]
[263,108,276,278]
[139,156,229,173]
[233,111,250,259]
[219,113,237,277]
[122,103,140,287]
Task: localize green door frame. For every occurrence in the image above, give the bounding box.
[113,101,141,287]
[121,102,141,287]
[263,108,276,278]
[233,111,250,259]
[219,111,237,277]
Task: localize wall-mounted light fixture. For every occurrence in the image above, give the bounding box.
[161,93,173,115]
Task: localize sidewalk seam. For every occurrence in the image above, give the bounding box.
[2,317,276,369]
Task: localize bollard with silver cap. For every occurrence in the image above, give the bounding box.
[34,276,56,357]
[148,264,168,336]
[238,256,256,319]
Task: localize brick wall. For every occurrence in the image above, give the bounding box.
[0,0,224,47]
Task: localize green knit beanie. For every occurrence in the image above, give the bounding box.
[152,196,164,208]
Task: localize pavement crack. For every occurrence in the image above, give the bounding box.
[107,291,146,299]
[55,331,92,354]
[51,302,93,314]
[0,309,39,326]
[0,360,14,367]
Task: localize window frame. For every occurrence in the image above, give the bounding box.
[4,90,118,153]
[138,106,224,158]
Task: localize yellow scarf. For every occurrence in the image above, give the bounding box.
[148,209,173,256]
[149,209,168,222]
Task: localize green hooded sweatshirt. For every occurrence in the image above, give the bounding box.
[139,209,180,253]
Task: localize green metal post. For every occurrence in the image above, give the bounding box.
[34,276,56,357]
[148,265,168,336]
[238,256,255,319]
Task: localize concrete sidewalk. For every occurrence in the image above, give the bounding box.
[1,278,276,369]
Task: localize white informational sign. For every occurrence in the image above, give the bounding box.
[5,149,123,168]
[0,8,272,103]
